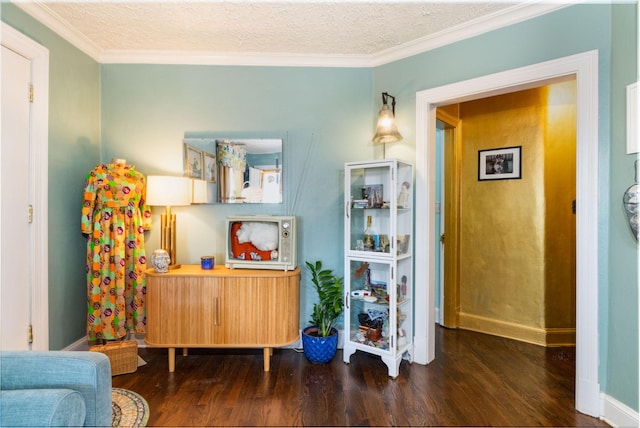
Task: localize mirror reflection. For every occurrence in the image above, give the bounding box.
[183,138,283,204]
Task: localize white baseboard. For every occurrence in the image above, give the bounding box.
[63,336,90,351]
[601,393,639,427]
[63,333,148,351]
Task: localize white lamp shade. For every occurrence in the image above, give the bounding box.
[191,179,208,204]
[146,175,192,207]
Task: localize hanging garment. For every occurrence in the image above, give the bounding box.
[81,163,152,342]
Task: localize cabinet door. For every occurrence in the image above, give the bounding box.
[345,161,394,256]
[221,275,299,346]
[147,276,224,346]
[346,259,393,352]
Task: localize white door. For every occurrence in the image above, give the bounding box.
[1,23,49,351]
[1,45,32,350]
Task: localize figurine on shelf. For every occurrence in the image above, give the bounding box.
[397,181,411,208]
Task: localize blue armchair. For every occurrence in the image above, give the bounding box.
[0,351,112,427]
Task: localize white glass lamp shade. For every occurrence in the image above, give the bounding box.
[372,104,403,144]
[146,175,192,207]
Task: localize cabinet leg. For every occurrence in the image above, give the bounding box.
[381,353,401,378]
[263,347,271,372]
[343,344,356,363]
[168,347,176,372]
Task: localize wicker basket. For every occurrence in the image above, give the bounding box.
[90,340,138,376]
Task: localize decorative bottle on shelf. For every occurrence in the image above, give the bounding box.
[363,215,375,251]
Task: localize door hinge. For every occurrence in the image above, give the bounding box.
[572,200,576,214]
[28,205,33,223]
[28,324,33,344]
[29,84,34,103]
[440,233,445,243]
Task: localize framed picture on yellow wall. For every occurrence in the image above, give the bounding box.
[478,146,521,181]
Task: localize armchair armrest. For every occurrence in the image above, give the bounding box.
[0,351,112,427]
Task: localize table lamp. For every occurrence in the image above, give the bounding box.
[145,175,192,269]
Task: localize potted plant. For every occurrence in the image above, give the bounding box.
[301,260,344,363]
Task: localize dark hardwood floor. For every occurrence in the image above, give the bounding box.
[112,326,609,427]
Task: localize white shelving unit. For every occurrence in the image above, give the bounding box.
[343,159,414,378]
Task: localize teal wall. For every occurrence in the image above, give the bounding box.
[100,64,372,324]
[1,3,101,350]
[1,1,637,412]
[373,2,638,412]
[608,2,639,409]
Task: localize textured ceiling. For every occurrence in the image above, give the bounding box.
[38,2,512,54]
[16,1,565,65]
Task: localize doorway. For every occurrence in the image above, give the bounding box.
[413,50,600,417]
[1,23,50,350]
[435,84,577,342]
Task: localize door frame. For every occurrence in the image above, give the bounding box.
[1,22,50,350]
[435,111,461,328]
[413,50,600,417]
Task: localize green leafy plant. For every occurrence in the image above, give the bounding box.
[306,260,344,338]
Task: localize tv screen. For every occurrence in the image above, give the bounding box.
[225,215,296,271]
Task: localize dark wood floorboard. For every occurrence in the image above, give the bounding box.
[112,326,609,427]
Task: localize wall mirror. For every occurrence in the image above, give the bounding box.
[183,138,283,204]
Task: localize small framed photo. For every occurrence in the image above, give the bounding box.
[478,146,522,181]
[203,151,216,182]
[184,144,203,179]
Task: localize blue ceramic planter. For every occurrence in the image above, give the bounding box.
[301,326,338,363]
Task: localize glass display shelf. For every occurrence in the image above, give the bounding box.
[343,159,414,378]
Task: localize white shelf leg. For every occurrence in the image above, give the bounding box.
[343,344,356,363]
[381,353,402,378]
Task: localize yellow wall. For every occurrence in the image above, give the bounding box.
[456,81,576,346]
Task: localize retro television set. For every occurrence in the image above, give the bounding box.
[225,215,297,271]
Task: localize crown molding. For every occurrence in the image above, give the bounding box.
[14,1,570,67]
[370,2,570,67]
[99,50,372,68]
[13,1,103,61]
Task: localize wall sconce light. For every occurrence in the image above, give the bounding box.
[373,92,403,157]
[145,175,192,269]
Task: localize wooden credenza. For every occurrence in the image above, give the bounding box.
[145,265,300,372]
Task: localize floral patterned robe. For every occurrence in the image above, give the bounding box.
[81,164,152,342]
